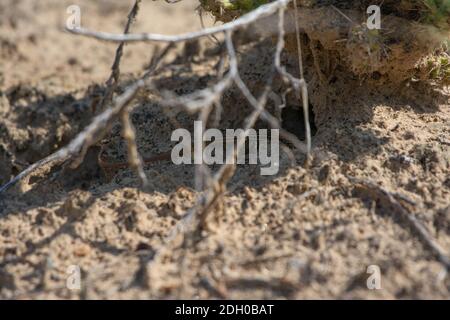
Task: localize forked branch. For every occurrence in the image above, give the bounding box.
[0,0,310,196]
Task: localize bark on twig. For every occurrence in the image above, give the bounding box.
[350,176,450,270]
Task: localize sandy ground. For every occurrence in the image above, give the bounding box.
[0,0,449,299]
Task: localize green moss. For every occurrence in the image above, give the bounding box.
[421,0,450,29]
[199,0,269,22]
[219,0,268,12]
[201,0,450,29]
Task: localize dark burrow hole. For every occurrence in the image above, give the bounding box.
[281,104,317,141]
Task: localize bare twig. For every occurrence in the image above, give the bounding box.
[0,79,150,194]
[121,106,149,187]
[350,177,450,270]
[274,5,311,155]
[100,0,142,110]
[147,16,310,266]
[0,38,176,195]
[1,1,312,262]
[67,0,291,43]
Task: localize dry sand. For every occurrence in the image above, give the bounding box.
[0,0,449,299]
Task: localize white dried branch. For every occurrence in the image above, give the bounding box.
[0,2,319,291]
[0,41,175,195]
[149,7,311,254]
[274,4,311,154]
[1,0,311,227]
[67,0,291,43]
[0,79,150,194]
